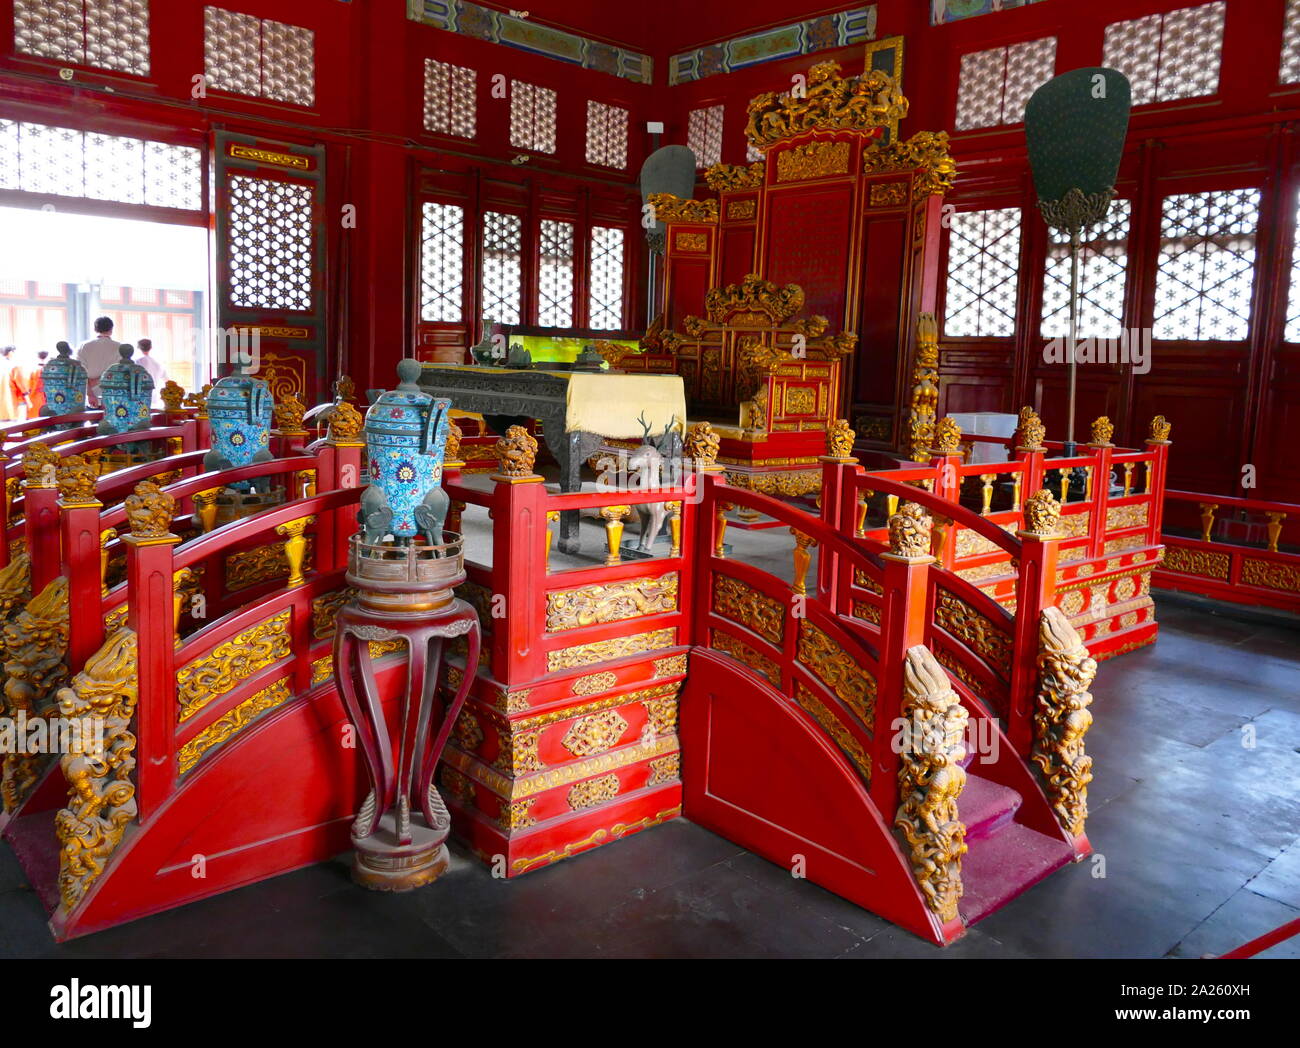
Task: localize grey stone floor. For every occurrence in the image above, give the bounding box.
[0,593,1295,959]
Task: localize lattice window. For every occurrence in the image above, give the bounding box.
[955,37,1057,130]
[481,211,522,326]
[746,140,764,164]
[204,6,315,107]
[586,101,629,169]
[1153,189,1260,341]
[1103,1,1224,106]
[538,220,575,327]
[13,0,150,77]
[589,226,625,330]
[510,81,557,154]
[0,118,202,210]
[424,59,476,139]
[943,208,1023,338]
[688,105,724,169]
[227,175,314,312]
[1283,0,1300,84]
[1041,200,1133,339]
[420,202,465,323]
[1285,190,1300,342]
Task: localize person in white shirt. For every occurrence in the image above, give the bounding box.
[77,316,122,408]
[135,338,167,407]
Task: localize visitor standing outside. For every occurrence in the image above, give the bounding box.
[135,338,167,406]
[77,316,122,408]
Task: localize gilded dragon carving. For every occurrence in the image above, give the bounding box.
[1032,607,1095,839]
[862,130,956,197]
[745,60,908,147]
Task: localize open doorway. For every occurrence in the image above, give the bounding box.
[0,206,209,417]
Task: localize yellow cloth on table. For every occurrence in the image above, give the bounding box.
[563,373,686,438]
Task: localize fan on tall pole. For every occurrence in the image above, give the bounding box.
[1024,67,1132,458]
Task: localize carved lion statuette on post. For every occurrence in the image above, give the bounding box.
[125,481,176,539]
[273,393,307,433]
[1022,489,1062,537]
[685,421,721,469]
[932,416,962,456]
[328,401,365,443]
[494,425,539,478]
[888,501,933,559]
[160,380,186,413]
[1089,416,1114,447]
[826,418,856,459]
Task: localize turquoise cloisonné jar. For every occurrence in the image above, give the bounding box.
[40,342,88,416]
[204,366,273,492]
[364,360,451,539]
[97,345,154,435]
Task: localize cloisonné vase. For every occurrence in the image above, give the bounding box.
[361,359,451,542]
[204,365,274,491]
[40,342,88,416]
[97,345,154,435]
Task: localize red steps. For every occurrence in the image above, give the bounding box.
[958,771,1075,927]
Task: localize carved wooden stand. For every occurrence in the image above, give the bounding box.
[334,533,480,891]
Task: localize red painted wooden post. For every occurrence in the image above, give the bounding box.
[872,545,934,820]
[331,439,364,570]
[1008,527,1061,759]
[489,468,547,687]
[1088,443,1114,559]
[818,457,855,611]
[0,458,15,569]
[1015,448,1046,518]
[124,526,181,823]
[1145,432,1171,544]
[60,494,106,673]
[26,481,62,595]
[929,451,963,570]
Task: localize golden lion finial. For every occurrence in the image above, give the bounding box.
[1015,407,1047,452]
[494,425,539,478]
[1023,488,1062,537]
[21,443,60,490]
[827,419,856,460]
[160,380,186,413]
[1089,416,1115,447]
[328,401,364,443]
[889,502,933,559]
[124,481,176,539]
[685,421,721,468]
[932,417,962,456]
[1148,415,1172,443]
[56,455,99,505]
[273,393,307,432]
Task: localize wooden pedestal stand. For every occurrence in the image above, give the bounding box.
[333,532,481,891]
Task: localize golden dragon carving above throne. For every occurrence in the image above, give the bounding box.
[745,60,909,148]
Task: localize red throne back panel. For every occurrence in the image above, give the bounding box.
[764,185,853,326]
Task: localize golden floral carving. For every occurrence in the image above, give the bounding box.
[894,645,967,923]
[674,231,708,252]
[907,312,939,461]
[685,421,721,467]
[1089,416,1115,446]
[177,677,292,776]
[1148,415,1172,442]
[22,442,60,489]
[710,630,781,682]
[712,575,784,644]
[934,592,1012,674]
[827,418,855,458]
[1106,503,1148,531]
[498,798,536,831]
[494,424,539,477]
[545,573,678,632]
[889,501,932,558]
[797,620,876,728]
[547,628,677,671]
[705,161,765,191]
[646,192,718,223]
[175,609,291,721]
[493,730,544,777]
[572,670,618,696]
[775,140,851,182]
[862,130,956,197]
[653,653,688,678]
[795,682,872,786]
[2,576,70,813]
[1015,407,1047,452]
[1023,489,1062,537]
[642,695,678,737]
[932,417,962,455]
[1032,608,1095,838]
[724,469,822,497]
[311,588,354,639]
[568,774,620,811]
[1241,557,1300,593]
[784,386,816,414]
[328,401,364,442]
[125,481,175,538]
[453,710,484,753]
[746,60,908,147]
[1103,534,1145,554]
[705,273,804,324]
[450,734,676,801]
[647,754,680,786]
[225,538,315,592]
[727,198,757,220]
[562,710,630,757]
[54,627,139,911]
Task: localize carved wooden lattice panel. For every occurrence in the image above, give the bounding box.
[227,174,314,312]
[1041,199,1132,338]
[538,219,575,327]
[1102,1,1224,106]
[204,6,315,107]
[510,81,557,154]
[424,59,477,139]
[13,0,150,76]
[585,101,628,169]
[943,207,1023,338]
[1153,189,1259,341]
[589,226,625,330]
[688,105,724,169]
[0,119,202,211]
[1283,0,1300,84]
[420,202,465,323]
[1286,189,1300,342]
[481,211,523,325]
[955,37,1056,131]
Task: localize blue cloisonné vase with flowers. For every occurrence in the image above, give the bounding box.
[203,364,274,492]
[40,341,88,416]
[359,359,451,545]
[97,345,154,436]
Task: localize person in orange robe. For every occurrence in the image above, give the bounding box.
[23,350,47,418]
[0,347,22,422]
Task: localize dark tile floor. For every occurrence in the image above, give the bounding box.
[1,595,1296,959]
